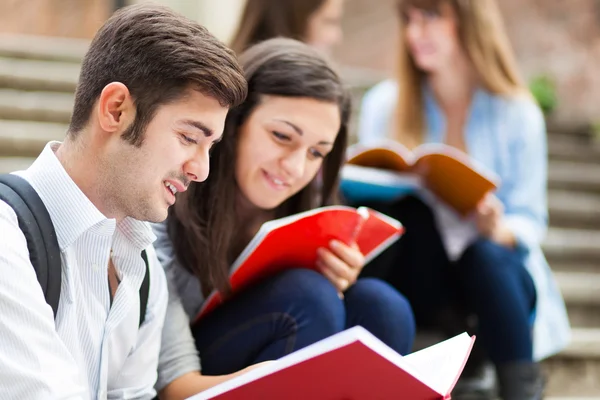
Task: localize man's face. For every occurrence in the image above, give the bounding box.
[103,90,229,223]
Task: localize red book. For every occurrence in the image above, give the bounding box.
[194,206,404,322]
[187,326,476,400]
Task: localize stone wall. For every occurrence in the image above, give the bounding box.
[1,0,598,128]
[0,0,110,38]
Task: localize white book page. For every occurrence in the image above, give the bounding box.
[403,332,474,395]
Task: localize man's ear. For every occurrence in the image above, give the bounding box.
[96,82,136,133]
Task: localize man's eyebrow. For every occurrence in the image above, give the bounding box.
[180,119,214,137]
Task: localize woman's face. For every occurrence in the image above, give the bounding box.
[305,0,345,53]
[403,3,461,73]
[235,95,340,210]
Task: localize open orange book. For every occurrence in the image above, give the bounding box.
[186,326,476,400]
[194,206,404,322]
[342,140,499,215]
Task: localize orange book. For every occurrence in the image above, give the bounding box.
[343,140,499,215]
[194,206,404,322]
[186,326,476,400]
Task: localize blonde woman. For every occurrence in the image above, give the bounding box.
[356,0,570,399]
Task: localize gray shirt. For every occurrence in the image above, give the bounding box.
[152,221,206,391]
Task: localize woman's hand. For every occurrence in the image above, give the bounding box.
[316,240,365,295]
[475,194,516,247]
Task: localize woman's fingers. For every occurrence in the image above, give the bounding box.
[317,247,357,283]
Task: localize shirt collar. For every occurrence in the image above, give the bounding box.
[21,141,156,251]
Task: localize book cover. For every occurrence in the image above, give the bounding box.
[341,140,500,215]
[194,206,404,321]
[186,326,476,400]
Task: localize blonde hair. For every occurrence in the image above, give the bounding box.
[395,0,527,148]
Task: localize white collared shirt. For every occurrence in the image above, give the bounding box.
[0,142,168,399]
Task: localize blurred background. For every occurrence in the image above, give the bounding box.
[0,0,599,397]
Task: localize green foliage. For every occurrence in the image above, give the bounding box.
[529,75,558,115]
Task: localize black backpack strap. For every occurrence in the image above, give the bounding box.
[139,250,150,327]
[0,174,62,318]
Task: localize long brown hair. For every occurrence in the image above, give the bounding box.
[230,0,326,53]
[169,38,351,296]
[395,0,527,148]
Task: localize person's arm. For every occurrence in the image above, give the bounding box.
[500,98,549,250]
[159,365,268,400]
[0,201,86,399]
[106,245,168,400]
[357,80,397,145]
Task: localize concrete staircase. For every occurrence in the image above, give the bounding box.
[1,34,600,397]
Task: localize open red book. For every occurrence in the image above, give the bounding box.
[194,206,404,322]
[186,326,476,400]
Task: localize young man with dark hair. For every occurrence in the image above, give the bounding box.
[0,4,246,399]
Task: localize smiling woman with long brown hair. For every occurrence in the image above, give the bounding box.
[355,0,570,399]
[152,38,416,400]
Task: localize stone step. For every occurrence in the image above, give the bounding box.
[0,57,79,93]
[562,328,600,359]
[0,120,67,157]
[548,161,600,193]
[543,358,600,396]
[544,228,600,266]
[547,132,600,164]
[555,272,600,307]
[547,328,600,396]
[548,190,600,229]
[0,157,36,174]
[0,89,72,123]
[555,271,600,328]
[0,34,87,63]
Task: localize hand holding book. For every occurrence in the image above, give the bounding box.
[475,194,516,248]
[316,240,365,295]
[194,206,404,321]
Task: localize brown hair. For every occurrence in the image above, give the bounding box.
[395,0,527,148]
[169,38,351,296]
[69,3,247,146]
[230,0,326,53]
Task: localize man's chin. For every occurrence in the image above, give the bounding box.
[133,207,169,223]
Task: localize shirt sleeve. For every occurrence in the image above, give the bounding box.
[155,275,202,392]
[107,245,168,400]
[501,98,549,251]
[0,200,86,399]
[357,80,397,145]
[150,221,203,391]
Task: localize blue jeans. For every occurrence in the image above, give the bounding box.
[191,269,416,375]
[360,196,537,365]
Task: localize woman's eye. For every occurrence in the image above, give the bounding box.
[309,148,325,159]
[423,10,440,19]
[181,134,197,145]
[272,131,291,141]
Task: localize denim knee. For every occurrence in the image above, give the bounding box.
[460,239,524,282]
[268,268,346,335]
[345,278,416,354]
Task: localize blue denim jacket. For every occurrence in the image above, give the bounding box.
[358,80,570,360]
